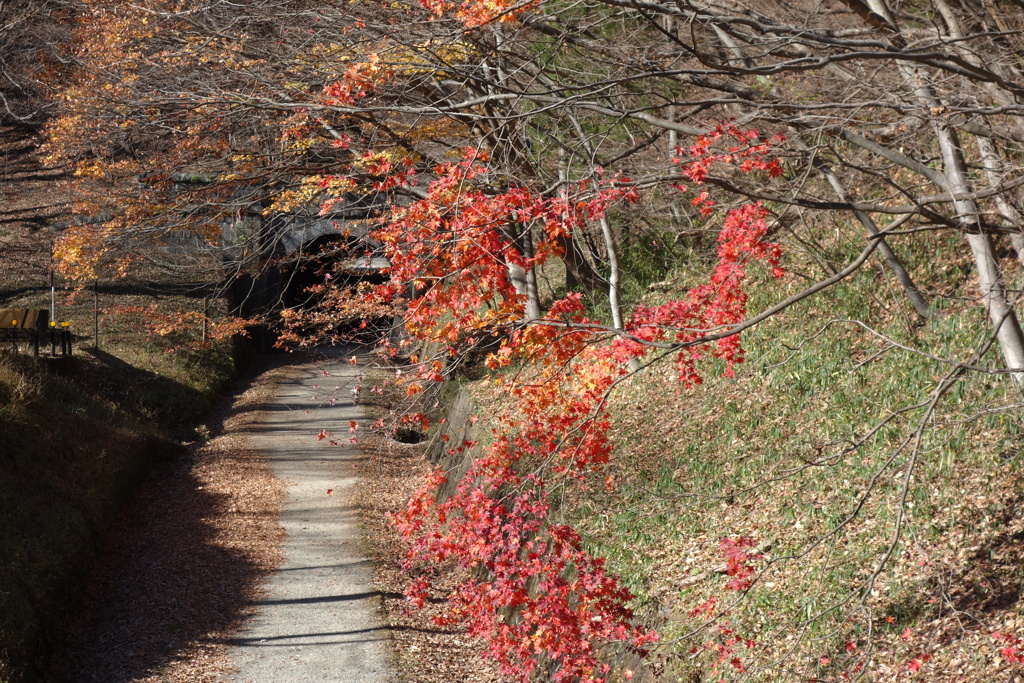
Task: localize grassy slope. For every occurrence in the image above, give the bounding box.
[562,228,1024,681]
[0,316,237,681]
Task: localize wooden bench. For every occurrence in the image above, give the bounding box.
[0,309,72,357]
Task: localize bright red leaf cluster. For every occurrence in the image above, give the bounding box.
[373,148,638,350]
[619,127,786,385]
[419,0,541,27]
[993,632,1024,664]
[393,324,658,681]
[720,536,761,592]
[365,124,785,681]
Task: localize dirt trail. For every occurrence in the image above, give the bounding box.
[225,347,396,682]
[1,124,398,682]
[44,349,396,682]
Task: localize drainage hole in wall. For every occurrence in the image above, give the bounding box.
[392,428,423,444]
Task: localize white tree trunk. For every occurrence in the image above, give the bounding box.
[598,216,624,330]
[899,63,1024,384]
[507,223,541,321]
[976,136,1024,270]
[933,115,1024,383]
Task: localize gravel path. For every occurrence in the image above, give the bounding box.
[44,348,398,683]
[225,347,397,683]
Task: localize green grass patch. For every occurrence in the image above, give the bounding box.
[564,226,1024,680]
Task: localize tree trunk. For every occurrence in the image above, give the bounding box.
[507,223,541,321]
[791,132,931,319]
[824,0,1024,384]
[598,216,624,330]
[897,63,1024,383]
[976,135,1024,270]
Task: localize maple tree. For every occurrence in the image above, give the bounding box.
[42,0,1024,375]
[38,0,1024,679]
[378,125,789,680]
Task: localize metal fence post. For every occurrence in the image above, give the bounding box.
[93,280,99,351]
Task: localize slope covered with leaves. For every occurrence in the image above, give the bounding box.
[566,228,1024,681]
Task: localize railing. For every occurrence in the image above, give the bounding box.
[0,309,72,357]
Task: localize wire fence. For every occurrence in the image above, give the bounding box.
[0,276,230,357]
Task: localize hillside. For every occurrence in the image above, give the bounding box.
[0,124,241,680]
[8,1,1024,681]
[566,231,1024,681]
[359,225,1024,682]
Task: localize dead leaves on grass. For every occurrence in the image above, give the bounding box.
[45,365,287,683]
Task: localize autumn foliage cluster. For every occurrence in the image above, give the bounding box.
[379,123,786,679]
[36,0,1024,679]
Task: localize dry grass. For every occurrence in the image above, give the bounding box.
[561,232,1024,681]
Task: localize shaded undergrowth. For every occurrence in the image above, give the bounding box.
[0,327,237,681]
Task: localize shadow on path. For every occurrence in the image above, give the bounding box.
[42,460,267,682]
[40,354,301,683]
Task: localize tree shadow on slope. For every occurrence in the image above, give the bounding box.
[41,454,271,683]
[0,350,207,682]
[30,354,286,683]
[80,349,236,441]
[881,483,1024,655]
[941,489,1024,617]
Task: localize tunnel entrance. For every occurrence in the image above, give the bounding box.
[279,234,392,345]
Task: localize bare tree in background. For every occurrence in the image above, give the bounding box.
[0,1,73,123]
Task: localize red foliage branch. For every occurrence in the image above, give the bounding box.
[365,124,785,681]
[419,0,541,28]
[686,538,762,678]
[393,295,657,681]
[625,125,785,386]
[372,148,638,350]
